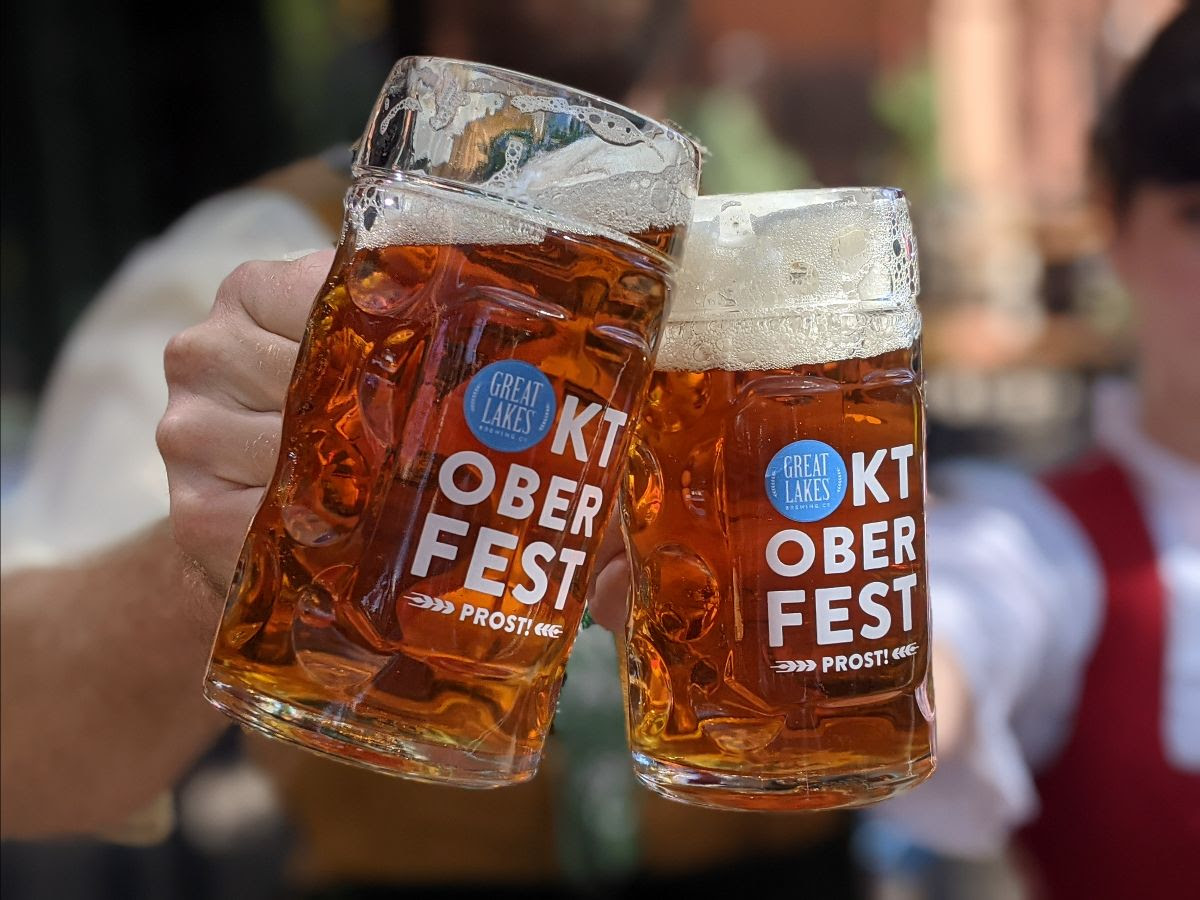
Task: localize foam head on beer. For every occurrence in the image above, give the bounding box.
[622,188,934,811]
[203,57,701,788]
[657,188,920,371]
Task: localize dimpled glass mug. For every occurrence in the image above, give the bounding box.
[204,57,701,787]
[622,189,935,810]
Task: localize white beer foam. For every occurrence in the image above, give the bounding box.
[656,189,921,371]
[351,134,696,251]
[516,133,697,236]
[348,180,550,248]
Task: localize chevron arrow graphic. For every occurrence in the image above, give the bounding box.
[771,659,817,673]
[406,592,434,609]
[406,593,455,615]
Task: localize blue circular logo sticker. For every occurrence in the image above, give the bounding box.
[764,440,848,522]
[464,360,556,453]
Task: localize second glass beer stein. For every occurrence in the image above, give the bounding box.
[621,189,935,809]
[204,58,701,787]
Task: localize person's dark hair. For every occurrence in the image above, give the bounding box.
[1093,3,1200,211]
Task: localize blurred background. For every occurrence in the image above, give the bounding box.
[0,1,1184,898]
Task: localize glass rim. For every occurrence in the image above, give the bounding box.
[393,55,702,161]
[354,55,703,255]
[692,186,908,214]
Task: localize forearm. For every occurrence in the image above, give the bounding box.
[1,519,228,838]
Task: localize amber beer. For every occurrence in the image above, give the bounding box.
[204,58,699,786]
[623,189,934,810]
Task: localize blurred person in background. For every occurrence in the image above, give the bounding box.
[864,5,1199,897]
[3,1,861,897]
[0,144,342,841]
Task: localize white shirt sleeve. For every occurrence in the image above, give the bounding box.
[872,460,1103,857]
[1,188,333,572]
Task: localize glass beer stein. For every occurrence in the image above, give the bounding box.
[204,57,701,787]
[622,189,934,809]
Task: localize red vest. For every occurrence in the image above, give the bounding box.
[1021,454,1200,898]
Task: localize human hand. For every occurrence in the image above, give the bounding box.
[587,519,633,634]
[157,251,334,592]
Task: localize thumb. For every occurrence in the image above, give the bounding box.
[588,555,631,634]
